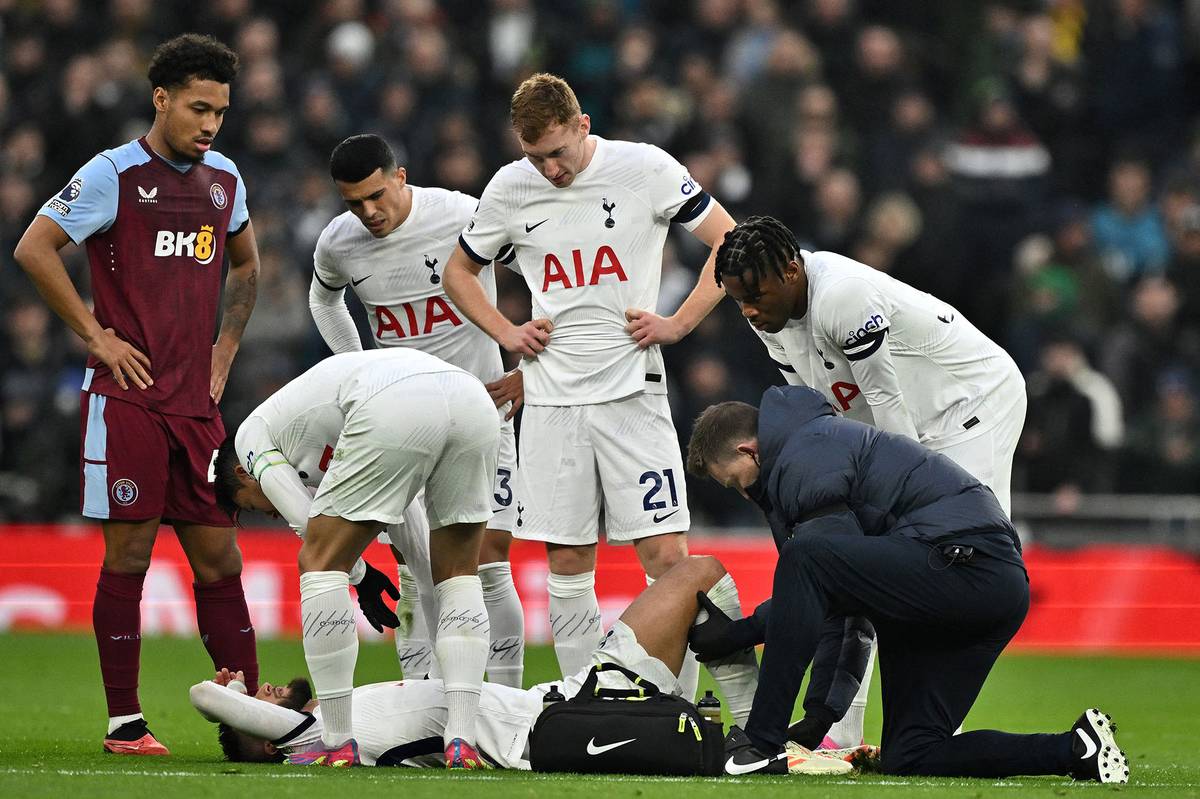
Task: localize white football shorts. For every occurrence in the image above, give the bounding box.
[513,392,690,545]
[310,370,499,529]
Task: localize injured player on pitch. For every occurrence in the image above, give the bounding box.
[190,555,858,773]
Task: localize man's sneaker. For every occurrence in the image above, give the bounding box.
[783,741,853,775]
[723,726,788,775]
[285,738,359,767]
[103,719,170,756]
[445,738,491,769]
[1070,708,1128,784]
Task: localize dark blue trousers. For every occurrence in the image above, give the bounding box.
[747,532,1074,777]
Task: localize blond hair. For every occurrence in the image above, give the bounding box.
[510,73,581,143]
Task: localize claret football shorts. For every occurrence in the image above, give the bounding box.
[79,391,232,526]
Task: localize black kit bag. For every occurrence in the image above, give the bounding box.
[528,662,723,776]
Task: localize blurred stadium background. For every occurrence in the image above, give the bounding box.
[1,1,1199,655]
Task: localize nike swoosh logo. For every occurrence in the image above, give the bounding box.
[725,753,785,775]
[587,737,636,756]
[240,627,254,633]
[525,219,549,233]
[351,275,371,286]
[937,313,954,323]
[653,509,680,523]
[491,641,520,654]
[1076,728,1098,759]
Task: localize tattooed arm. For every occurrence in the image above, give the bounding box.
[212,220,260,403]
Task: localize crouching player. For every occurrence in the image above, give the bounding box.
[213,348,496,767]
[191,555,845,774]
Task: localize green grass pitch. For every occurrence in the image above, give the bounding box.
[1,633,1197,797]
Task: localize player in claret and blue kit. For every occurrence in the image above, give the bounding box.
[13,33,261,756]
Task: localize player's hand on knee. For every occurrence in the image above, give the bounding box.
[354,561,402,633]
[485,369,524,420]
[689,591,740,662]
[624,307,684,349]
[88,327,153,390]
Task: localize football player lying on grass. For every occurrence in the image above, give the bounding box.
[190,554,854,773]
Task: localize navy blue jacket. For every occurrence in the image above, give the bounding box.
[749,385,1018,550]
[740,386,1020,724]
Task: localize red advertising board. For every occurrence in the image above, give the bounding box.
[1,526,1197,653]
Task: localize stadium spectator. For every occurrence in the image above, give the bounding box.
[1018,337,1124,504]
[1,0,1200,522]
[1122,369,1200,494]
[1100,276,1200,421]
[946,80,1049,338]
[1091,156,1170,283]
[1008,201,1120,368]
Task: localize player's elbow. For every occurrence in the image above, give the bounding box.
[12,231,39,271]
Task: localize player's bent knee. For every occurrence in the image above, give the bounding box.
[688,554,727,587]
[635,533,689,578]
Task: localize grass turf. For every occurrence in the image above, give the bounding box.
[1,633,1197,797]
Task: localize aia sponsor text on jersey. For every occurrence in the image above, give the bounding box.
[541,245,627,292]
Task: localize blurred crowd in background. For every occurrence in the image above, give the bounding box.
[3,0,1200,525]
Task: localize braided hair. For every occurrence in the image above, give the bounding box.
[714,215,801,293]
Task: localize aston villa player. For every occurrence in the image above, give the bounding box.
[14,34,261,756]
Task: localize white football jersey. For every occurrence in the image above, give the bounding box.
[755,250,1024,444]
[192,678,539,768]
[459,136,714,405]
[314,185,509,384]
[233,349,464,531]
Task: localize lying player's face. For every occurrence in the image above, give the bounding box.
[255,679,301,707]
[156,78,231,162]
[519,117,590,188]
[708,446,760,500]
[722,261,802,334]
[337,167,408,237]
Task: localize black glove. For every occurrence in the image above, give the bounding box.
[689,591,747,663]
[787,705,837,749]
[354,561,401,633]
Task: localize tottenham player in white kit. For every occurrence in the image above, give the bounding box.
[713,216,1027,753]
[191,555,782,773]
[442,74,738,695]
[307,134,525,688]
[213,349,499,768]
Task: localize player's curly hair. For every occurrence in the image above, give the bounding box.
[714,215,802,294]
[510,73,582,143]
[148,33,239,91]
[212,435,243,524]
[686,401,760,478]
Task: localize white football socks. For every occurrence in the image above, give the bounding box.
[434,575,489,747]
[300,570,358,747]
[646,573,701,700]
[547,570,603,678]
[479,561,524,688]
[395,564,434,678]
[106,712,144,735]
[826,641,875,747]
[700,572,758,728]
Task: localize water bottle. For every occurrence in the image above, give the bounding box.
[542,684,565,712]
[697,689,722,729]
